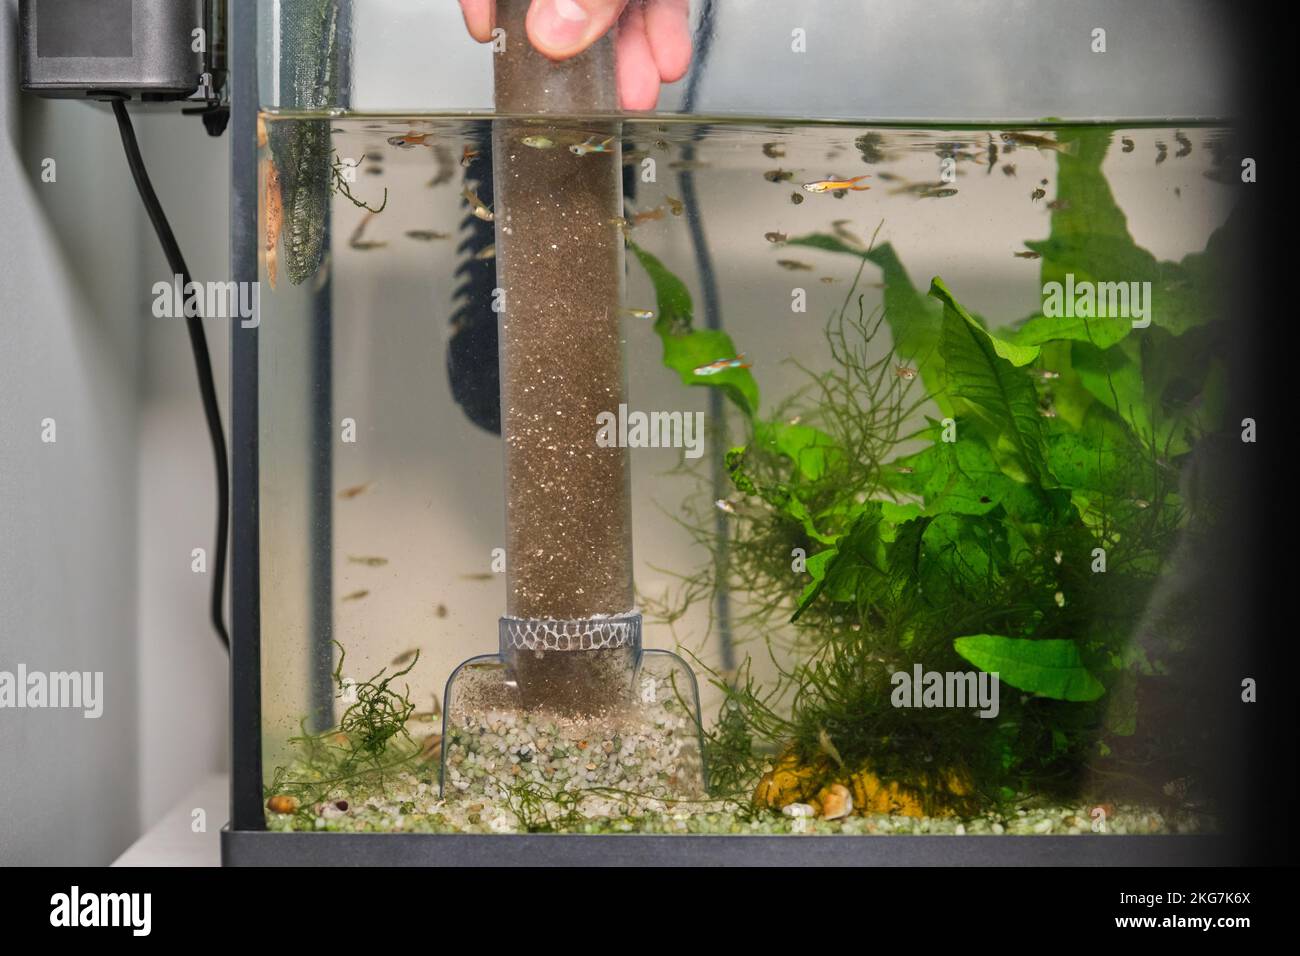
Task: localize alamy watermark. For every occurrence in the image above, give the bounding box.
[152,275,260,328]
[1042,273,1152,329]
[891,664,1000,718]
[0,665,103,718]
[50,887,150,936]
[595,404,705,460]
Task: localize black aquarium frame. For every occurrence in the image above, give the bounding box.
[220,0,1276,868]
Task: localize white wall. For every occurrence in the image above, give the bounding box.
[129,109,231,832]
[0,0,232,862]
[0,0,143,865]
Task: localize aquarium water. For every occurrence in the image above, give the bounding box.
[255,115,1240,837]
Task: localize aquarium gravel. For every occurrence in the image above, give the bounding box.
[265,777,1210,837]
[266,697,1210,836]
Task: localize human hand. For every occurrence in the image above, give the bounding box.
[458,0,692,110]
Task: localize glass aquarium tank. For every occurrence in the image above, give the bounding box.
[223,0,1266,864]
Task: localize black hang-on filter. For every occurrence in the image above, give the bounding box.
[19,0,211,101]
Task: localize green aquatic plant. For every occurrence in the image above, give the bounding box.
[332,152,388,213]
[632,126,1235,809]
[266,642,429,813]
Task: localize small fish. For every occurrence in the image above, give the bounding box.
[802,175,870,193]
[764,168,795,184]
[764,231,787,244]
[761,142,786,159]
[1013,250,1041,259]
[405,229,451,241]
[1031,187,1046,202]
[460,572,495,581]
[1001,163,1017,177]
[569,135,615,156]
[341,589,370,603]
[462,186,494,222]
[874,171,903,183]
[520,135,555,150]
[895,365,918,380]
[349,240,387,251]
[818,727,846,769]
[920,186,958,199]
[607,216,631,232]
[347,555,389,567]
[820,277,838,284]
[715,498,738,515]
[1037,369,1060,380]
[776,259,812,271]
[337,481,373,500]
[1155,142,1168,165]
[831,219,865,248]
[1040,178,1049,186]
[790,191,805,205]
[1038,406,1057,418]
[653,139,670,151]
[665,195,684,216]
[435,603,448,619]
[667,159,710,170]
[461,145,480,167]
[417,734,443,764]
[391,647,420,666]
[695,355,752,376]
[1174,131,1192,158]
[474,244,496,261]
[896,466,915,475]
[1000,132,1077,154]
[427,145,456,187]
[888,181,941,196]
[387,132,432,149]
[1121,136,1135,153]
[1046,198,1071,211]
[632,206,666,225]
[986,133,998,174]
[621,307,655,320]
[1174,186,1182,199]
[364,165,384,176]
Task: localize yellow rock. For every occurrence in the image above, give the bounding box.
[754,749,973,819]
[753,752,827,808]
[849,770,926,817]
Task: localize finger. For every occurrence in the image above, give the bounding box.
[527,0,628,60]
[615,3,661,110]
[458,0,496,43]
[644,0,691,82]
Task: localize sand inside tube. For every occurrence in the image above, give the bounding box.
[492,0,632,625]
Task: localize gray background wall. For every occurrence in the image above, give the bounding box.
[0,0,228,864]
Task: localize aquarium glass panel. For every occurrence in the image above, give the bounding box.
[253,0,1247,839]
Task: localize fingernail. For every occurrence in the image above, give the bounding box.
[532,0,590,50]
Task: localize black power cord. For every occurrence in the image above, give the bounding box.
[112,98,230,651]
